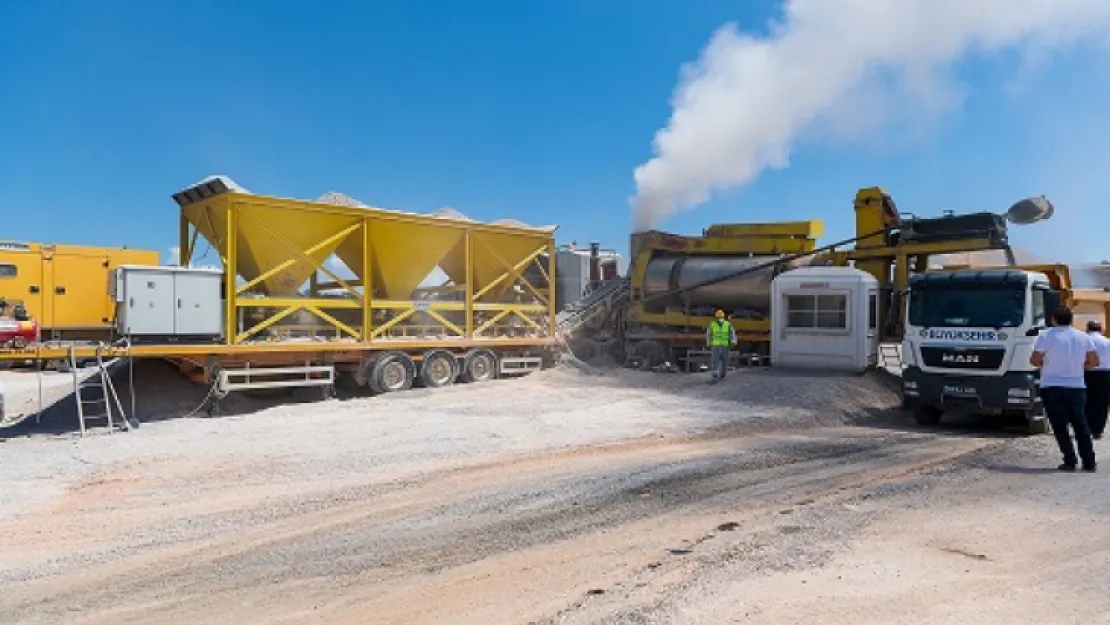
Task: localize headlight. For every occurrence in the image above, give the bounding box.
[1008,388,1031,398]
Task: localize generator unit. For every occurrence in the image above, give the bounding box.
[111,265,224,343]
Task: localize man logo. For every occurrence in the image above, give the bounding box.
[943,353,980,364]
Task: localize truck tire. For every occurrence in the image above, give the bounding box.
[370,352,416,394]
[1026,416,1050,435]
[460,349,498,384]
[419,350,459,388]
[913,405,943,426]
[1024,403,1050,435]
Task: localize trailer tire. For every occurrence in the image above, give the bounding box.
[370,352,416,394]
[913,405,943,426]
[460,349,498,384]
[420,350,459,388]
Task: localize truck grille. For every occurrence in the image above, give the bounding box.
[920,346,1005,370]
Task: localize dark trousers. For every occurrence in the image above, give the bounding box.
[1042,386,1096,467]
[1083,370,1110,437]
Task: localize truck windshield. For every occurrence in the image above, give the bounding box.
[908,288,1025,328]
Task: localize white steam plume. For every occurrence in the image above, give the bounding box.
[631,0,1110,231]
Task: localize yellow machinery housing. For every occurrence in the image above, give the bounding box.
[0,241,158,340]
[603,186,1021,370]
[830,186,1013,338]
[625,220,824,345]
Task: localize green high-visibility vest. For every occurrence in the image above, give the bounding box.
[709,320,732,347]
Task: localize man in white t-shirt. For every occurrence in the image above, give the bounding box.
[1031,307,1099,471]
[1084,320,1110,439]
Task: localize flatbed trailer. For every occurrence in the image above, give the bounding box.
[0,177,559,415]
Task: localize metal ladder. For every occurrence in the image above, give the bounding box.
[70,344,132,437]
[878,343,903,371]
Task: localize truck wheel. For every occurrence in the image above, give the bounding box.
[460,349,498,383]
[420,350,459,388]
[913,405,943,426]
[370,352,415,394]
[1024,403,1050,435]
[1026,415,1050,435]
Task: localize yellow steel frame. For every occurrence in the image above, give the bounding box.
[180,192,557,348]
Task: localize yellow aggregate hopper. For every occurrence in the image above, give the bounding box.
[173,177,558,348]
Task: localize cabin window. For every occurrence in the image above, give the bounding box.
[0,263,16,278]
[786,293,848,329]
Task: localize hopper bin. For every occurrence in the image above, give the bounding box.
[176,177,361,297]
[174,177,557,340]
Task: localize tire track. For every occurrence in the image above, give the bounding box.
[0,428,1006,625]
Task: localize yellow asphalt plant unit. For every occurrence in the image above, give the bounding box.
[0,179,557,363]
[175,178,557,347]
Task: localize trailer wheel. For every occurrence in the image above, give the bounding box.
[460,349,498,384]
[913,405,943,426]
[370,352,416,394]
[420,350,459,388]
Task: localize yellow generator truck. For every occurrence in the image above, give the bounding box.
[0,241,159,341]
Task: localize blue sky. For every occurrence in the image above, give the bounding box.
[1,0,1108,265]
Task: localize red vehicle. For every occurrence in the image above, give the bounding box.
[0,300,39,349]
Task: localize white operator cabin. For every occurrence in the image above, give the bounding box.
[771,267,880,373]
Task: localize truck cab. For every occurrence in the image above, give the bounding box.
[900,268,1058,433]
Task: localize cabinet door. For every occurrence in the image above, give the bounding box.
[173,273,222,336]
[0,252,45,324]
[123,272,175,335]
[47,254,113,330]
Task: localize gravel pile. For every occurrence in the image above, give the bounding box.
[315,191,369,208]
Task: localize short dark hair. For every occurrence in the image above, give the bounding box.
[1089,320,1104,332]
[1052,307,1073,327]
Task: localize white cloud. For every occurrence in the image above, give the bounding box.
[631,0,1110,230]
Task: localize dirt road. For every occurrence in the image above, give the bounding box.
[1,366,1107,624]
[4,425,1105,624]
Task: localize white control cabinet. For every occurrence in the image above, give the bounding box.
[112,265,224,340]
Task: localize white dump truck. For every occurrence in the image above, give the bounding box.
[899,266,1071,433]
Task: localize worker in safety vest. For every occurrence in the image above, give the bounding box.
[706,309,737,382]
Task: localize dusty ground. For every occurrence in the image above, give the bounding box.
[1,362,1107,624]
